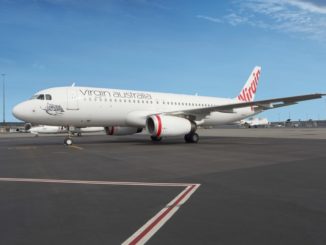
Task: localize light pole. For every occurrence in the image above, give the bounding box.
[1,74,5,124]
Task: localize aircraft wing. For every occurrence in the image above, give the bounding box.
[168,93,325,117]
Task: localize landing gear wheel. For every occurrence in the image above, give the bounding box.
[184,133,199,143]
[77,132,82,137]
[151,136,162,142]
[64,137,73,146]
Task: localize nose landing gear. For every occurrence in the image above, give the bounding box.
[64,126,74,146]
[64,137,73,146]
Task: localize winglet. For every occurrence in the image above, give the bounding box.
[237,66,261,102]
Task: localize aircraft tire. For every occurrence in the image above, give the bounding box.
[150,136,162,142]
[184,133,199,143]
[64,137,73,146]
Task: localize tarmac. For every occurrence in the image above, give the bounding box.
[0,128,326,244]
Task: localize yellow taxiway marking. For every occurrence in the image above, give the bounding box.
[69,145,84,150]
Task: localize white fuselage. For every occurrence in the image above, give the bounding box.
[13,86,256,128]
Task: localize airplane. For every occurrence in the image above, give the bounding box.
[25,124,104,136]
[12,66,325,145]
[239,117,270,128]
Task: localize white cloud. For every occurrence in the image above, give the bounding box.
[196,15,222,23]
[224,13,249,26]
[197,0,326,41]
[287,0,326,14]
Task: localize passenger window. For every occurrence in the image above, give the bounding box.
[45,94,52,100]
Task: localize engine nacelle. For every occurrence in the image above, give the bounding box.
[146,115,196,137]
[105,126,142,136]
[24,123,32,131]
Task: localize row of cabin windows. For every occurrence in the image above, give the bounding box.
[83,97,216,107]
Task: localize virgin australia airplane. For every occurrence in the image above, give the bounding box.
[12,67,325,145]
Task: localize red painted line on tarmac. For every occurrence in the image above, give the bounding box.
[127,184,196,245]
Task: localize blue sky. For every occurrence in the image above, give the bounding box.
[1,0,326,122]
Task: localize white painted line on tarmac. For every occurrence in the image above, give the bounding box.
[0,178,192,187]
[122,184,201,245]
[0,177,200,245]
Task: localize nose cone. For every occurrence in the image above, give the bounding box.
[12,102,27,121]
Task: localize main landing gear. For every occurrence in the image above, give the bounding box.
[150,133,199,143]
[150,136,162,142]
[184,132,199,143]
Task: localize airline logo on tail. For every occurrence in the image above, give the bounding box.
[237,67,261,102]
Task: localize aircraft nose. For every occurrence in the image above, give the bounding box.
[12,102,27,121]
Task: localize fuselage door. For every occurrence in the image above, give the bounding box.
[67,87,79,110]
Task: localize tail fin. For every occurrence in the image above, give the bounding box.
[237,66,261,102]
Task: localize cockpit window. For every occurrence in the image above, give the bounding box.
[37,94,45,100]
[30,94,49,100]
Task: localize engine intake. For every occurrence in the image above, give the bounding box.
[24,123,32,131]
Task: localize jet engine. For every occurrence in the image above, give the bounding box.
[105,126,143,136]
[24,123,32,131]
[146,115,196,137]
